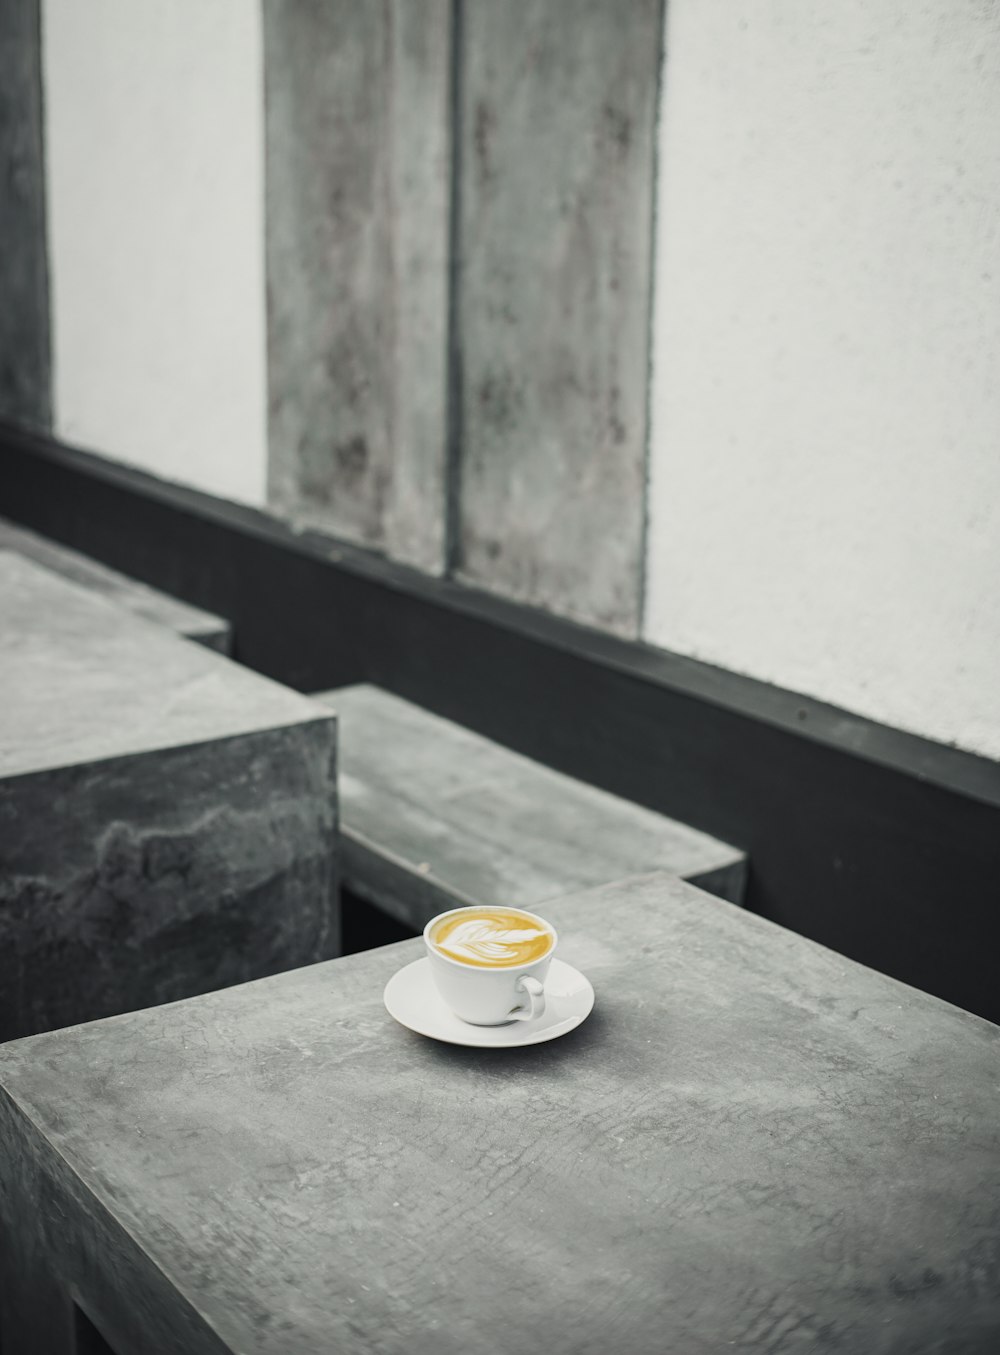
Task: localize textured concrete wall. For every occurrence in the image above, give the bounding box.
[0,0,49,429]
[644,0,1000,758]
[454,0,662,635]
[19,2,663,631]
[265,0,451,573]
[42,0,267,505]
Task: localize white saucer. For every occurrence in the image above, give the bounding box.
[384,957,595,1048]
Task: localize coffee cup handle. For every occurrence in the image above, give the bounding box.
[509,975,545,1023]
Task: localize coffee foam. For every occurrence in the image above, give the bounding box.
[430,908,554,968]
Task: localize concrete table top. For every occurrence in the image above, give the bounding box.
[1,872,997,1354]
[0,516,230,651]
[0,553,338,1040]
[317,684,747,925]
[0,552,314,780]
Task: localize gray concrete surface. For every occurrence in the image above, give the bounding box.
[0,0,49,429]
[317,684,746,927]
[0,517,231,650]
[1,871,998,1354]
[264,0,450,573]
[0,553,338,1040]
[454,0,662,635]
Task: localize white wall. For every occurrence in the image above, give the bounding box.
[42,0,267,506]
[645,0,1000,760]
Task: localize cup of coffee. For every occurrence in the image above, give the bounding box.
[424,905,557,1026]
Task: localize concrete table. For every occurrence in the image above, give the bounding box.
[1,872,997,1354]
[0,516,231,651]
[0,552,337,1041]
[317,684,747,930]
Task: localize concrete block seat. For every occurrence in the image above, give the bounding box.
[0,553,338,1042]
[0,516,231,651]
[1,872,997,1354]
[315,684,746,932]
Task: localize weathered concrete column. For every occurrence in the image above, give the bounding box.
[0,0,50,429]
[453,0,663,634]
[264,0,452,574]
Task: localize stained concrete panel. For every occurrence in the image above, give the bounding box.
[0,553,338,1041]
[455,0,662,635]
[265,0,450,573]
[0,0,50,428]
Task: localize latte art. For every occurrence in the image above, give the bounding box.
[430,907,554,968]
[439,921,542,964]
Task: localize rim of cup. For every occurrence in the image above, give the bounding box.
[424,905,558,970]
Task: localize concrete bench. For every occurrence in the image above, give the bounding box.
[0,516,231,651]
[0,552,338,1041]
[316,684,746,933]
[1,871,997,1354]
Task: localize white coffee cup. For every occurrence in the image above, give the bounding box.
[424,905,558,1026]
